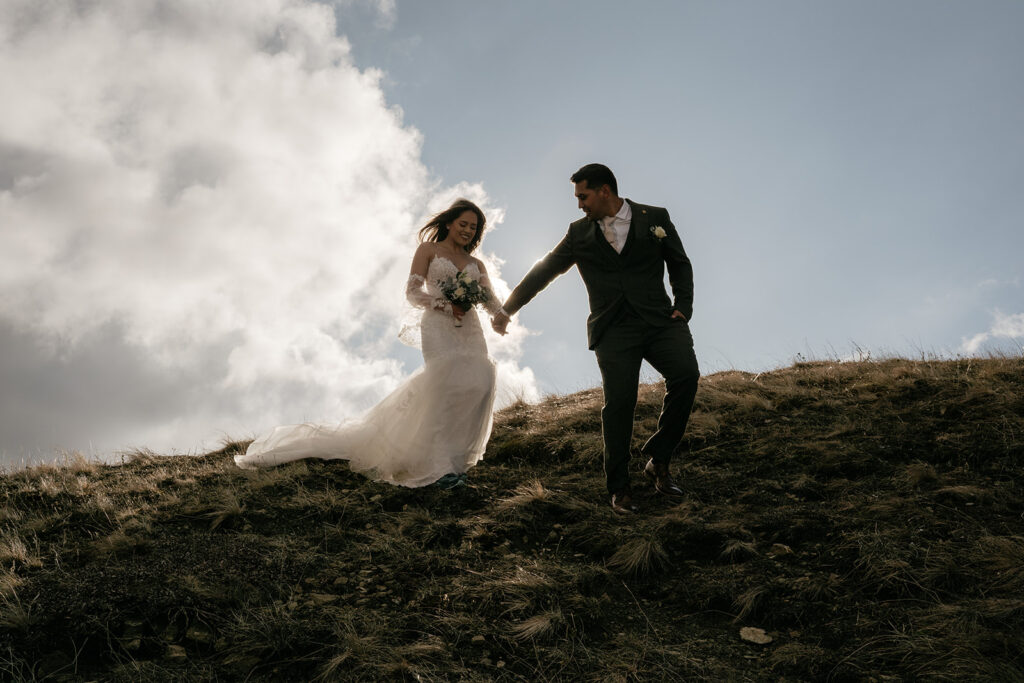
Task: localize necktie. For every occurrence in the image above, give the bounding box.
[602,218,618,252]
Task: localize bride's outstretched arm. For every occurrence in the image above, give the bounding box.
[474,260,511,334]
[406,243,452,314]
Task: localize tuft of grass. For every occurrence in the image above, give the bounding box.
[398,507,463,548]
[0,594,40,632]
[91,518,153,559]
[34,475,62,498]
[768,642,832,678]
[719,539,759,563]
[62,451,101,475]
[0,530,40,569]
[82,491,118,524]
[119,448,161,466]
[221,599,306,662]
[0,570,21,599]
[904,461,939,487]
[199,489,246,530]
[509,609,564,641]
[933,484,991,504]
[975,535,1024,593]
[314,623,392,681]
[496,479,552,512]
[608,535,668,577]
[732,585,769,622]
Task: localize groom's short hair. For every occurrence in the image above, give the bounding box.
[571,163,618,196]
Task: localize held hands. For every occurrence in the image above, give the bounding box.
[491,310,510,335]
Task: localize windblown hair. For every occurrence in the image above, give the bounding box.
[570,163,618,196]
[417,198,487,253]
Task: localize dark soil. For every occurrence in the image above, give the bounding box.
[1,357,1022,681]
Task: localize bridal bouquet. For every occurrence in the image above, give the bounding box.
[438,270,490,326]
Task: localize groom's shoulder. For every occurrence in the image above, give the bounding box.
[567,216,592,232]
[627,199,668,216]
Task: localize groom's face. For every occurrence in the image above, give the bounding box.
[574,181,614,221]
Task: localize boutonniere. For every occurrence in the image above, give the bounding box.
[650,226,667,240]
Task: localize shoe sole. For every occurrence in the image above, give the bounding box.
[645,470,684,497]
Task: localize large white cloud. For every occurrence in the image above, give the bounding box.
[0,0,537,462]
[961,310,1024,355]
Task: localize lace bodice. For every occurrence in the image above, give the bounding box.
[401,256,498,360]
[405,256,501,315]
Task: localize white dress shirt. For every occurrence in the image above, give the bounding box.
[600,200,632,253]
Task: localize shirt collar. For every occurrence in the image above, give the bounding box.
[603,199,631,225]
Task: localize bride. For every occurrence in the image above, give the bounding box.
[235,199,502,487]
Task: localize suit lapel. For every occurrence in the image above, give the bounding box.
[591,219,621,262]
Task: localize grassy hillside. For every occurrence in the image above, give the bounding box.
[1,357,1022,681]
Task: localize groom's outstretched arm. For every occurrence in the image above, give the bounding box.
[502,230,576,316]
[661,211,694,321]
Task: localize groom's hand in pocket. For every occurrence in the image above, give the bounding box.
[671,310,687,322]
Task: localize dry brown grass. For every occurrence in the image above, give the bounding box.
[607,535,668,577]
[974,535,1024,592]
[509,609,564,641]
[496,478,552,511]
[0,356,1021,680]
[0,530,40,569]
[0,571,21,600]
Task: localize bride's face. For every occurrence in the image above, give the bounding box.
[446,210,478,249]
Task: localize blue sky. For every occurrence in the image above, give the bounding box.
[358,0,1024,390]
[1,0,1021,464]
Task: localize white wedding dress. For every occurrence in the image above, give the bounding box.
[234,256,498,487]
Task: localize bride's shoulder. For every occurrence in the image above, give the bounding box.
[410,241,439,275]
[413,241,443,265]
[414,241,438,257]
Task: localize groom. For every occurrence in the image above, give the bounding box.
[492,163,700,514]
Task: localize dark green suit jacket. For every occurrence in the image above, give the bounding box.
[504,199,693,349]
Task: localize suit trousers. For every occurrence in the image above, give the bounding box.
[593,307,700,494]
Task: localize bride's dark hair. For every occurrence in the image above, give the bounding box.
[418,198,487,253]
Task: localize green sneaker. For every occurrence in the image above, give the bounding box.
[434,473,467,489]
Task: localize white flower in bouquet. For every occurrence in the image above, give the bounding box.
[437,270,490,314]
[438,270,490,328]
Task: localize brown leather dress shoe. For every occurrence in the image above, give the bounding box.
[610,488,640,514]
[644,459,684,497]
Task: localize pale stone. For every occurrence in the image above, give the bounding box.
[739,626,773,645]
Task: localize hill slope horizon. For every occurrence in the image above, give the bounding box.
[1,356,1022,681]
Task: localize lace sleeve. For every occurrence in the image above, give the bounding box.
[480,273,504,315]
[406,274,451,313]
